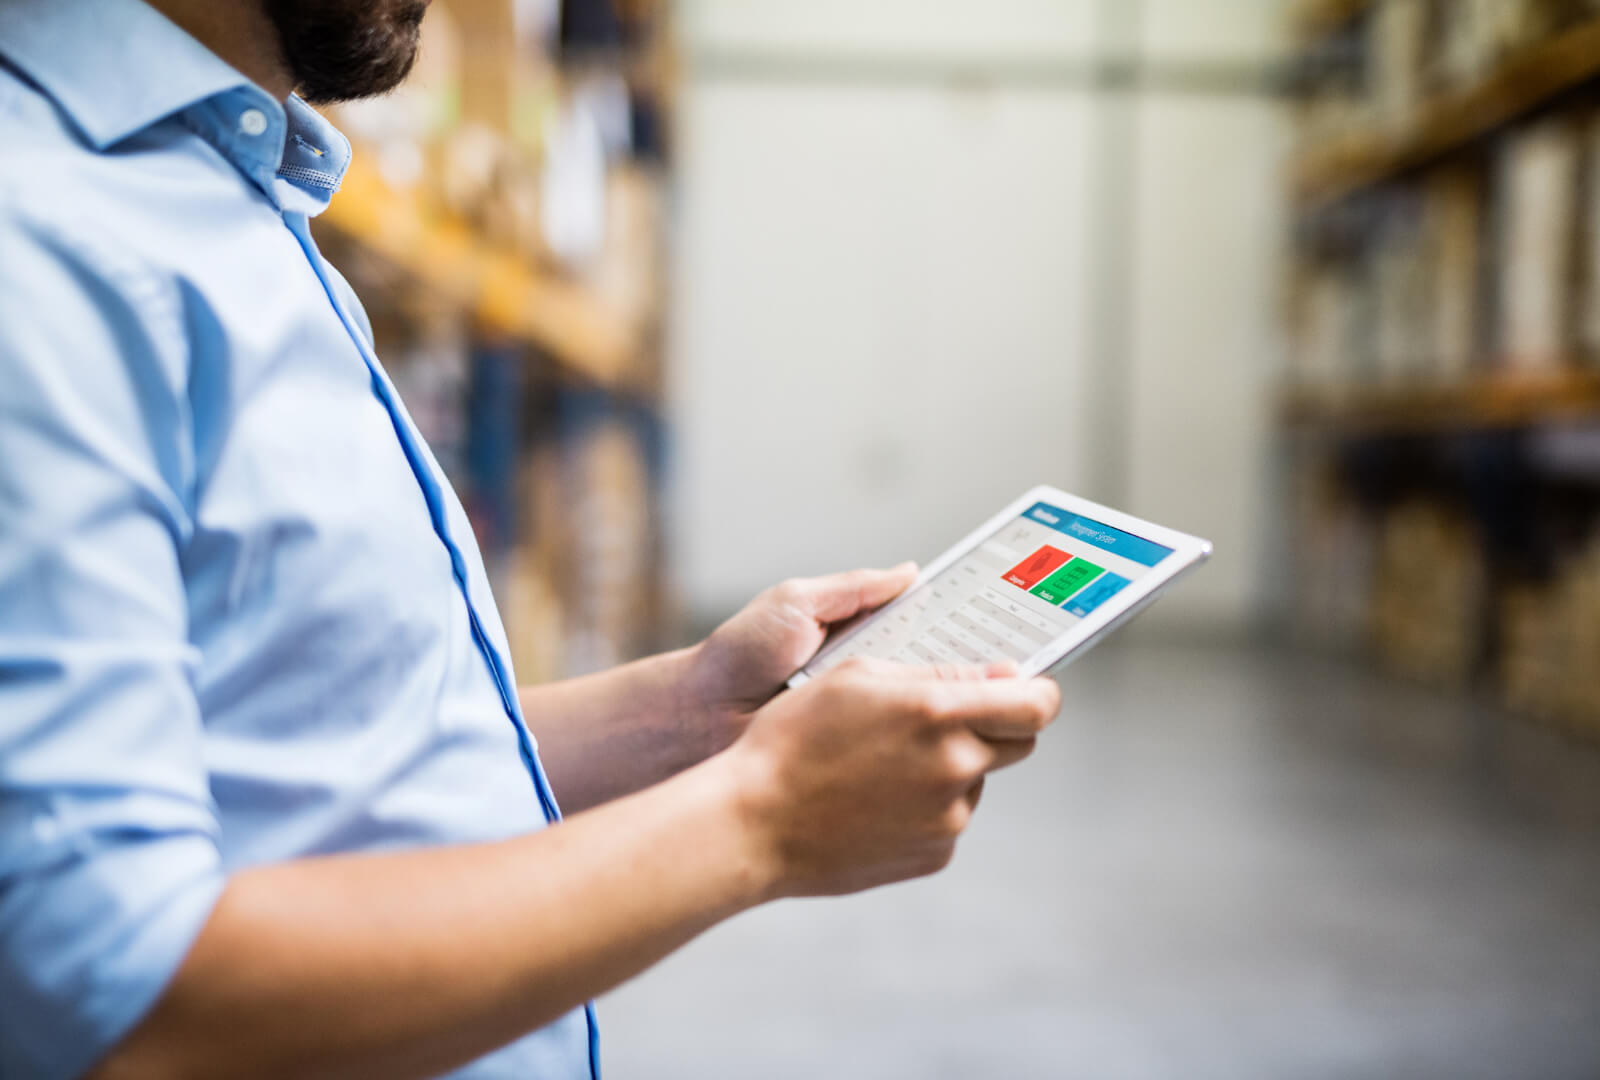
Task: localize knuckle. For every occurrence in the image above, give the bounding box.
[916,687,954,726]
[818,672,864,708]
[896,686,938,726]
[939,739,981,786]
[828,656,887,692]
[769,578,807,608]
[940,800,971,838]
[834,656,872,678]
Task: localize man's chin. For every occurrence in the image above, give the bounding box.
[266,0,428,105]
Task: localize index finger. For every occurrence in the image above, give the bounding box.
[858,659,1018,683]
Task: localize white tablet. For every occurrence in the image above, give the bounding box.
[788,486,1211,688]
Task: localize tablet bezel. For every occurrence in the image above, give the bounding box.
[787,484,1212,687]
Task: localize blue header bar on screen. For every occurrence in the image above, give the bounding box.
[1023,502,1173,567]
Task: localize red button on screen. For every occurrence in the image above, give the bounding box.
[1002,545,1071,591]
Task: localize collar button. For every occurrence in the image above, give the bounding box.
[238,109,269,137]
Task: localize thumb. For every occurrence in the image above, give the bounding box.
[794,562,917,624]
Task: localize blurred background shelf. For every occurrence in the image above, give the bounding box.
[310,0,675,682]
[1290,0,1374,44]
[1282,370,1600,432]
[320,154,644,388]
[1292,16,1600,208]
[1283,0,1600,736]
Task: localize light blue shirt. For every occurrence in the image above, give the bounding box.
[0,1,597,1076]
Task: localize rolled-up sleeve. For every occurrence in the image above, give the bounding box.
[0,206,225,1079]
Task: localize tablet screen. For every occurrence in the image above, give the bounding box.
[805,500,1175,674]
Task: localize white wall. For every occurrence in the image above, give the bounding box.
[1125,96,1289,627]
[668,0,1291,627]
[679,0,1096,61]
[1124,1,1291,627]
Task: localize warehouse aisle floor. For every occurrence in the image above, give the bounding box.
[597,640,1600,1080]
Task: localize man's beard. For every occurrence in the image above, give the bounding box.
[262,0,428,105]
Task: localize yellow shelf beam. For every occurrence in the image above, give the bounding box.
[1281,370,1600,433]
[320,152,641,388]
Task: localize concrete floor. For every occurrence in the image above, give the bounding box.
[596,641,1600,1080]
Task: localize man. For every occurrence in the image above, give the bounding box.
[0,1,1061,1077]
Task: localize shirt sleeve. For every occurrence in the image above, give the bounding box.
[0,205,226,1079]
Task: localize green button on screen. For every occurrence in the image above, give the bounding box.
[1029,558,1104,605]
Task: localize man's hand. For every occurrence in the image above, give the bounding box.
[685,563,920,754]
[720,656,1062,898]
[522,561,1007,816]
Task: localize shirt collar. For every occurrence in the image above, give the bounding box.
[0,0,351,213]
[273,97,352,216]
[0,0,252,150]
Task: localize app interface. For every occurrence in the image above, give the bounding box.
[806,501,1174,674]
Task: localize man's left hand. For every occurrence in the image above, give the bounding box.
[684,563,919,751]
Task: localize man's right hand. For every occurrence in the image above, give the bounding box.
[721,657,1062,899]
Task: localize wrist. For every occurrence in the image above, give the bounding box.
[694,745,789,907]
[676,640,748,760]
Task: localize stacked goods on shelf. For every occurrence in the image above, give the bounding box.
[1369,502,1487,685]
[504,391,663,679]
[503,435,571,687]
[1289,167,1487,386]
[1498,116,1583,372]
[510,0,672,676]
[310,0,675,682]
[463,344,529,556]
[1580,111,1600,358]
[1286,116,1600,385]
[1291,459,1600,730]
[1289,259,1363,388]
[1371,189,1429,380]
[1289,462,1378,647]
[1501,535,1600,735]
[1426,167,1484,381]
[560,400,659,674]
[1289,20,1366,157]
[1370,0,1427,133]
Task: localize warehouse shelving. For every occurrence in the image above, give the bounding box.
[1292,16,1600,208]
[1282,1,1600,736]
